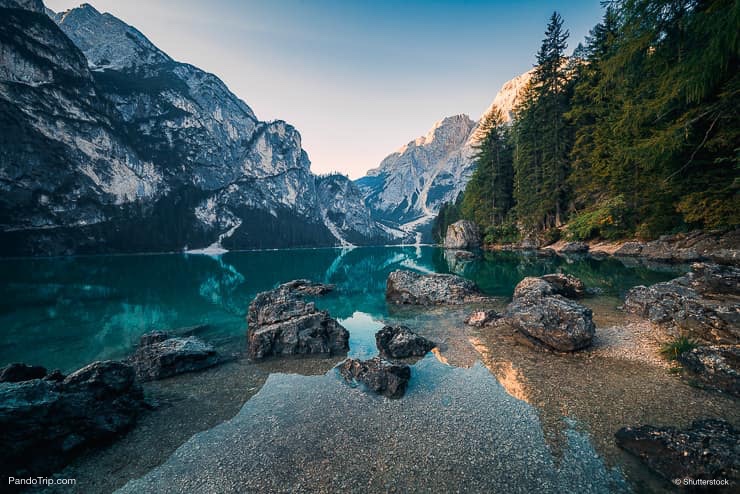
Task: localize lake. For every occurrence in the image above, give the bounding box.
[4,247,737,493]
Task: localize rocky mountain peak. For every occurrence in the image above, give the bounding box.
[0,0,45,12]
[481,69,534,123]
[53,3,170,70]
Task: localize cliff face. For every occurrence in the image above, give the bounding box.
[0,2,392,255]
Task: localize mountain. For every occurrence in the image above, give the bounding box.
[0,1,392,256]
[355,72,531,239]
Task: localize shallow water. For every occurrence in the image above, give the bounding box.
[6,247,737,493]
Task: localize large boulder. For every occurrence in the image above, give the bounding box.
[128,331,220,381]
[623,263,740,344]
[247,281,349,360]
[386,270,486,305]
[339,357,411,399]
[615,419,739,484]
[0,360,144,478]
[375,325,436,358]
[504,275,595,351]
[444,220,481,249]
[677,345,740,398]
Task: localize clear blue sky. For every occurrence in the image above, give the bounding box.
[46,0,605,178]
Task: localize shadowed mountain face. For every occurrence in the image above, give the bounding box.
[0,1,392,256]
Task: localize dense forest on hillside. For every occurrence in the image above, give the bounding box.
[434,0,739,245]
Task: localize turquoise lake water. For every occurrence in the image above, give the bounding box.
[0,247,680,372]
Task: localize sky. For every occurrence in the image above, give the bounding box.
[46,0,605,178]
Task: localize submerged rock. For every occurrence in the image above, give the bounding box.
[0,360,144,478]
[677,345,740,398]
[465,309,501,327]
[623,263,740,344]
[504,275,595,352]
[375,325,436,358]
[339,357,411,399]
[0,363,47,382]
[128,331,219,381]
[386,270,486,305]
[444,220,481,250]
[615,419,739,484]
[247,281,349,360]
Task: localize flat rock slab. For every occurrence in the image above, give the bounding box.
[375,325,436,358]
[128,331,219,381]
[616,419,739,484]
[386,270,487,305]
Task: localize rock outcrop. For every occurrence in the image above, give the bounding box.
[615,419,739,485]
[613,230,739,266]
[127,331,219,381]
[339,357,411,399]
[559,241,589,254]
[0,360,144,478]
[386,270,486,305]
[247,281,349,360]
[504,275,595,351]
[444,220,481,249]
[623,263,740,344]
[677,345,739,397]
[375,325,436,358]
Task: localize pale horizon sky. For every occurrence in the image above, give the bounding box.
[46,0,605,178]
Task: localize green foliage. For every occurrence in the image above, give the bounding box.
[566,196,629,241]
[433,2,739,244]
[483,223,520,244]
[660,336,698,361]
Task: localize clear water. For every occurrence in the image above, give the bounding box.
[0,247,680,372]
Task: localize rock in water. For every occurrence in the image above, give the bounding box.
[444,220,481,249]
[128,331,220,381]
[339,357,411,399]
[386,270,486,305]
[623,263,740,344]
[677,345,740,397]
[465,309,501,327]
[0,360,144,478]
[615,419,739,484]
[281,279,335,296]
[247,281,349,360]
[504,275,595,351]
[0,363,47,382]
[375,325,436,358]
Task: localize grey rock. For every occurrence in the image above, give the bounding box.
[0,363,47,382]
[615,419,739,484]
[623,263,740,344]
[465,309,501,327]
[128,331,219,381]
[281,279,335,296]
[678,345,740,397]
[505,275,595,351]
[0,360,144,478]
[386,270,486,305]
[613,230,739,266]
[375,325,436,358]
[444,220,481,249]
[247,281,349,360]
[560,242,589,253]
[339,357,411,399]
[614,242,644,257]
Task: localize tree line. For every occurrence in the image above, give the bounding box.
[434,0,738,244]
